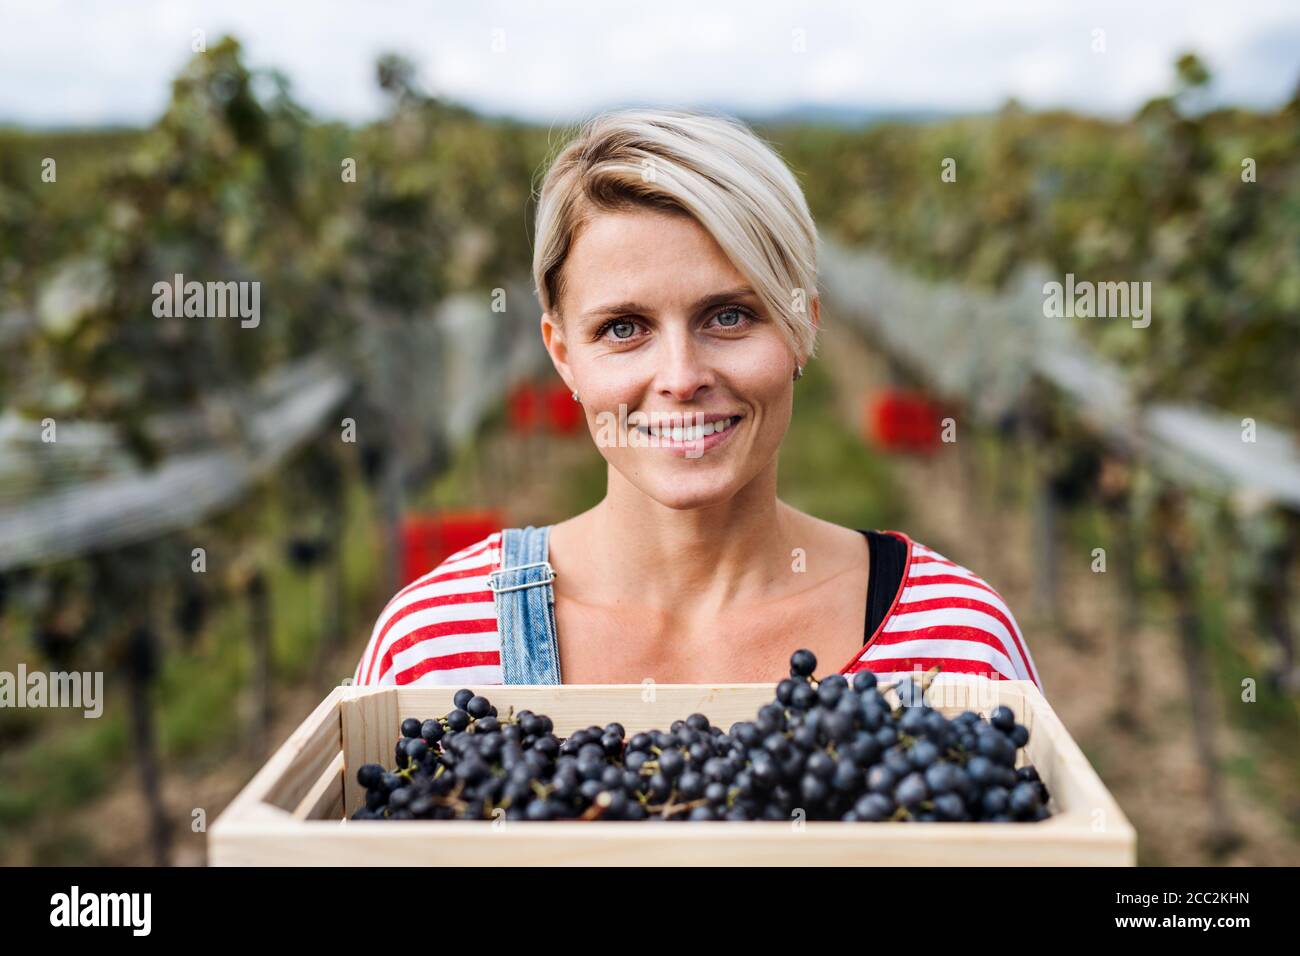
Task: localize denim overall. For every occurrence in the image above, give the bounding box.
[486,525,563,684]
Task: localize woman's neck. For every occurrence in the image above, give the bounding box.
[566,463,807,615]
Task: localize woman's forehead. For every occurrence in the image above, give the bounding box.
[566,210,747,312]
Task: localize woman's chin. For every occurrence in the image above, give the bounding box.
[641,478,743,513]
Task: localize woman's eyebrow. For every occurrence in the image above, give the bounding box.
[582,286,758,320]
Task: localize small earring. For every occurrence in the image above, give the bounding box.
[571,390,580,402]
[793,365,803,381]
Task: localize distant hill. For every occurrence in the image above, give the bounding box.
[738,102,967,127]
[489,98,969,129]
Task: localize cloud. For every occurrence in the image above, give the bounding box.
[0,0,1295,127]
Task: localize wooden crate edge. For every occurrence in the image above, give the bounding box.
[213,685,347,826]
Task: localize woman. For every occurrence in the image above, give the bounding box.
[354,108,1041,693]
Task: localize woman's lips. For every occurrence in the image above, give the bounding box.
[632,415,743,458]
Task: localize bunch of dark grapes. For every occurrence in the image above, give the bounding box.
[351,649,1051,823]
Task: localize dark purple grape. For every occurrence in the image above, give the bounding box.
[790,649,817,678]
[851,670,878,693]
[894,772,929,809]
[854,792,894,821]
[356,763,384,789]
[1009,781,1043,818]
[990,705,1016,732]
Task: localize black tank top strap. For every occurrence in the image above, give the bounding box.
[859,529,907,645]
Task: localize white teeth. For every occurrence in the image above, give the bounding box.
[638,417,738,441]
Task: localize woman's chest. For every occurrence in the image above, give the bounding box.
[551,585,868,684]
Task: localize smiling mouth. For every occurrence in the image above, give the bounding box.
[633,416,742,442]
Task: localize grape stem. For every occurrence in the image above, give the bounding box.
[529,779,553,800]
[648,794,711,818]
[579,792,614,821]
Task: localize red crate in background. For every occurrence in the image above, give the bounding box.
[509,380,585,435]
[543,381,584,434]
[865,390,944,453]
[507,383,540,434]
[400,509,502,586]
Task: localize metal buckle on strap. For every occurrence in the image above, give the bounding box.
[487,560,557,594]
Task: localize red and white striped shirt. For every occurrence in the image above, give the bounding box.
[844,539,1041,690]
[353,530,1042,691]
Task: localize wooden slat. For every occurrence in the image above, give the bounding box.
[215,686,344,823]
[208,803,295,865]
[211,817,1133,866]
[292,751,346,821]
[1016,681,1134,841]
[262,694,344,812]
[340,687,399,817]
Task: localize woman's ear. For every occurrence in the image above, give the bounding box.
[540,310,575,393]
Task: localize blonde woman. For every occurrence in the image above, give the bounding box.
[355,108,1041,694]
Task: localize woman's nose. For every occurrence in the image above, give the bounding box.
[655,332,714,402]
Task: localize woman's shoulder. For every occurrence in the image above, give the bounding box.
[351,530,507,687]
[855,532,1043,691]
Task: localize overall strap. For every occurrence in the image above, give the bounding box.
[488,525,562,685]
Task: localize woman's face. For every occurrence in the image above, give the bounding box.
[541,207,813,511]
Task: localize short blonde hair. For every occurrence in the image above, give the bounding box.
[531,108,820,363]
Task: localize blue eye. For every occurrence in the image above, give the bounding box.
[712,306,754,329]
[596,318,640,341]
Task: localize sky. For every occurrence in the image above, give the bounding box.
[1,0,1297,128]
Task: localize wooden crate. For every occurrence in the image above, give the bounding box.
[209,679,1136,866]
